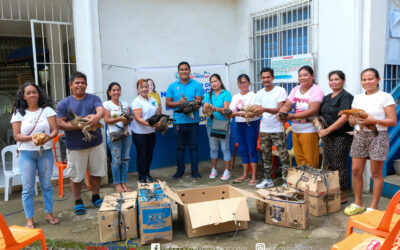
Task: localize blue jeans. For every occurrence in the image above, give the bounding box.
[18,149,54,219]
[236,120,260,163]
[107,135,132,184]
[206,126,231,161]
[174,123,199,173]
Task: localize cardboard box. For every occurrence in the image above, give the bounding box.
[98,192,138,242]
[138,182,172,244]
[286,166,341,216]
[256,187,309,230]
[162,184,261,238]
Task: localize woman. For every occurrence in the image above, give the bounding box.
[103,82,132,193]
[147,78,162,109]
[11,82,59,228]
[203,74,232,180]
[229,74,259,185]
[318,71,354,204]
[131,79,161,183]
[277,66,324,168]
[344,68,396,215]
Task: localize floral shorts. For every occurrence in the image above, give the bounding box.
[350,131,389,161]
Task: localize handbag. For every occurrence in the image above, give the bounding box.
[210,119,230,138]
[208,91,230,138]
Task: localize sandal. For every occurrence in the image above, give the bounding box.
[344,203,365,216]
[46,217,60,225]
[233,177,250,183]
[92,198,103,208]
[25,224,35,229]
[248,180,258,186]
[74,204,86,215]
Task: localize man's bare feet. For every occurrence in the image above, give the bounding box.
[121,183,132,192]
[115,184,124,193]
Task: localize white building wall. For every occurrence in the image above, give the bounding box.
[97,0,388,98]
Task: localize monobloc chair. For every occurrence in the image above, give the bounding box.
[2,145,38,201]
[53,133,91,197]
[346,190,400,238]
[332,218,400,250]
[0,213,47,250]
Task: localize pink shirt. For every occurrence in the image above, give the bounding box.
[288,84,324,133]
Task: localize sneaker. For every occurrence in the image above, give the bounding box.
[209,168,218,179]
[255,179,274,189]
[172,171,184,180]
[220,170,231,181]
[191,171,202,179]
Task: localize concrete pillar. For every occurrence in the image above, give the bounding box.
[72,0,104,99]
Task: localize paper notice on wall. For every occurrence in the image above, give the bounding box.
[271,54,313,83]
[136,64,229,125]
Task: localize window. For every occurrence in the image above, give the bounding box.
[384,64,400,94]
[251,0,313,92]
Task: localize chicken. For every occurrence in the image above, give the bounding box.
[146,114,175,135]
[32,132,46,155]
[67,109,104,141]
[202,103,214,125]
[312,116,327,132]
[338,109,378,135]
[175,99,202,120]
[242,105,258,125]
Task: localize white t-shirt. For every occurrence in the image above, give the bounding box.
[131,96,158,134]
[103,100,131,135]
[352,90,395,131]
[255,86,288,133]
[10,107,56,151]
[229,91,258,123]
[288,84,324,133]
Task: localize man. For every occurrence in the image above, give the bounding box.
[166,62,203,179]
[253,67,290,188]
[56,71,106,215]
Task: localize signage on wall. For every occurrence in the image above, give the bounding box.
[136,64,229,125]
[271,54,313,83]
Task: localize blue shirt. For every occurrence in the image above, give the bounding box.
[56,94,103,150]
[166,79,204,124]
[203,89,232,123]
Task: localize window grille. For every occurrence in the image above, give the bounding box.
[251,0,313,92]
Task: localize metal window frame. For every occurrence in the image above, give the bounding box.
[250,0,314,92]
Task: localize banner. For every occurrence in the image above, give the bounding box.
[136,64,229,125]
[271,54,313,83]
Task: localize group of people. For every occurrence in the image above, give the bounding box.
[201,65,396,217]
[9,61,396,228]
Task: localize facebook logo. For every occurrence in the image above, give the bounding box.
[151,243,160,250]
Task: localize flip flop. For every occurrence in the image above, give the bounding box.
[92,198,103,208]
[233,177,250,183]
[248,181,257,186]
[74,204,86,215]
[46,217,60,225]
[25,224,34,229]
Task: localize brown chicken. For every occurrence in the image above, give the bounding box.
[68,109,104,141]
[338,109,378,135]
[203,103,214,125]
[242,105,258,125]
[312,116,327,132]
[32,132,46,154]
